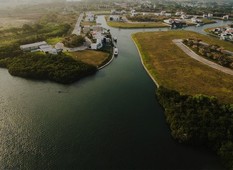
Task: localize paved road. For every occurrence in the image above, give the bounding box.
[173,39,233,76]
[72,13,84,35]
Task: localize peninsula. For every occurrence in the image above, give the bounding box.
[132,30,233,169]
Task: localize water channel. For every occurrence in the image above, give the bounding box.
[0,16,231,169]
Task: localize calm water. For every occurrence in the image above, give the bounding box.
[0,17,231,169]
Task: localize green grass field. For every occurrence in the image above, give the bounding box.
[67,50,110,67]
[46,37,63,45]
[132,30,233,103]
[202,18,217,24]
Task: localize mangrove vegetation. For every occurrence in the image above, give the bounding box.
[157,86,233,169]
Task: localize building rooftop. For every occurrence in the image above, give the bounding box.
[20,41,47,49]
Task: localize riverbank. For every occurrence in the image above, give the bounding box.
[107,21,169,29]
[105,15,169,29]
[131,34,159,87]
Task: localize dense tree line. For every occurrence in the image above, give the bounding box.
[0,53,97,84]
[0,43,23,59]
[156,86,233,169]
[62,34,85,48]
[19,23,71,45]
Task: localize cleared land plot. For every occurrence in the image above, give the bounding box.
[107,21,169,28]
[132,30,233,103]
[68,50,109,67]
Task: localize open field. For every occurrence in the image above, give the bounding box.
[107,21,169,28]
[0,17,32,30]
[132,30,233,103]
[68,50,110,67]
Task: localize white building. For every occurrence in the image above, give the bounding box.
[175,12,181,16]
[89,30,105,50]
[20,41,47,51]
[91,39,103,50]
[181,14,188,19]
[223,15,229,20]
[208,13,213,18]
[191,16,202,23]
[85,12,95,22]
[165,13,172,17]
[160,11,166,16]
[175,11,185,16]
[20,41,61,55]
[39,45,60,55]
[109,15,121,21]
[203,14,208,18]
[191,17,197,23]
[131,10,138,17]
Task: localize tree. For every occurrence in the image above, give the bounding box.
[63,34,85,48]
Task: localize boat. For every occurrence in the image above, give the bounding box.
[113,37,117,42]
[114,48,118,56]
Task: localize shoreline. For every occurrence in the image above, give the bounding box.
[98,48,115,70]
[131,34,160,88]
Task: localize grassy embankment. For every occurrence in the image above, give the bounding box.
[132,30,233,104]
[202,18,217,24]
[133,30,233,169]
[107,21,169,28]
[105,16,169,28]
[80,21,97,26]
[205,27,216,33]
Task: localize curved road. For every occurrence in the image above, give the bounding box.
[173,39,233,76]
